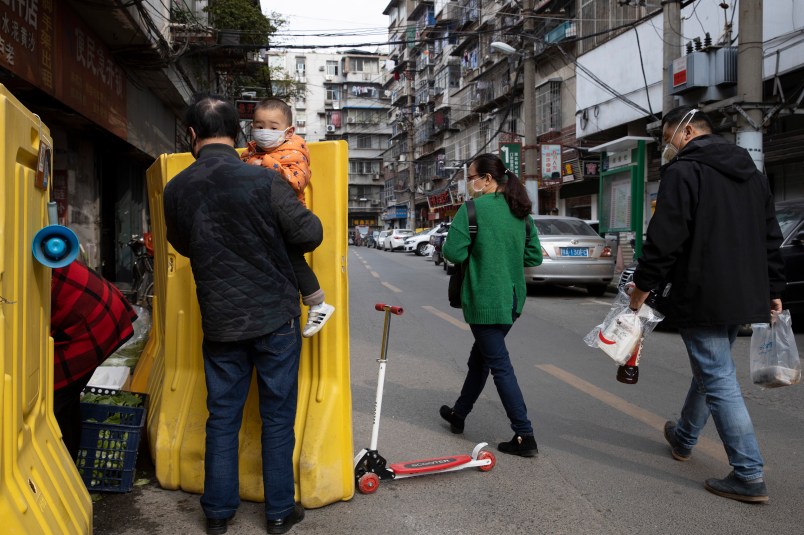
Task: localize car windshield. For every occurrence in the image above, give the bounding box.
[776,205,803,239]
[535,218,599,237]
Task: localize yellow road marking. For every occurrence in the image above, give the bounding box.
[422,305,470,331]
[536,364,727,462]
[381,281,402,293]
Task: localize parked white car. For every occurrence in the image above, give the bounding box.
[403,227,440,255]
[376,230,391,250]
[384,229,414,251]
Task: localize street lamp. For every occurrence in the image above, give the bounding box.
[489,37,538,214]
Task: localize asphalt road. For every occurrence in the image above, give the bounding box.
[94,246,804,535]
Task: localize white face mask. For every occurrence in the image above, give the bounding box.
[660,109,698,165]
[467,177,488,198]
[252,127,289,150]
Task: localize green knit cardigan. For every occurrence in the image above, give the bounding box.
[443,194,542,324]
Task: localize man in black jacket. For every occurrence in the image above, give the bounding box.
[630,106,785,504]
[164,94,322,534]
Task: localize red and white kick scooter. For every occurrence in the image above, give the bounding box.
[353,303,496,494]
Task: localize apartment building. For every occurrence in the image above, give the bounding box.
[265,50,392,231]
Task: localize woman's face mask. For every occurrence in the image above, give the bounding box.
[253,127,289,150]
[660,109,698,165]
[467,177,488,198]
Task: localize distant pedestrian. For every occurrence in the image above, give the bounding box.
[164,93,322,534]
[440,153,543,457]
[51,260,137,459]
[630,106,786,503]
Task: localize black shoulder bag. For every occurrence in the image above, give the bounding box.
[447,200,477,308]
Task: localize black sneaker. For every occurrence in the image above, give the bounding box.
[439,405,465,434]
[663,421,691,461]
[704,471,768,504]
[497,434,538,457]
[267,504,305,534]
[206,514,234,535]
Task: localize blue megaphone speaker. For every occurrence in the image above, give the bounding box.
[32,202,79,268]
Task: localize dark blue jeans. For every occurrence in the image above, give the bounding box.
[453,323,533,436]
[200,318,301,521]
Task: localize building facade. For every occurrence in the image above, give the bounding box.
[264,50,392,233]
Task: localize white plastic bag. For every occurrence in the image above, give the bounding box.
[584,290,665,365]
[750,310,801,388]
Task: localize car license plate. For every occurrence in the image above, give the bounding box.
[560,247,588,257]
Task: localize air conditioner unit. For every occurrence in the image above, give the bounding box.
[371,200,380,205]
[372,173,381,180]
[325,75,333,81]
[326,125,336,132]
[319,66,325,71]
[347,117,355,124]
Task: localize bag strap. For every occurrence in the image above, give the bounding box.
[525,216,532,243]
[466,199,477,256]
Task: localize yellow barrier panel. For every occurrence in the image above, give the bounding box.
[133,141,353,507]
[0,85,92,534]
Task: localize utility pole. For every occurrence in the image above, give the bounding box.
[406,72,417,230]
[662,0,682,114]
[735,0,764,171]
[522,0,538,214]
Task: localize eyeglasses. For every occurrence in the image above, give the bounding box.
[466,174,485,181]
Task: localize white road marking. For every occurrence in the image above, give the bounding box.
[535,364,726,462]
[381,282,402,293]
[422,305,470,331]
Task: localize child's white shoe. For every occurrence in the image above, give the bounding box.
[303,302,335,338]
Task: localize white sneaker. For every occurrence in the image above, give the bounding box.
[303,302,335,338]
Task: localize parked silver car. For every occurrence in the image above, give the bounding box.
[525,216,614,296]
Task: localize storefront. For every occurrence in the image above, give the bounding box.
[0,1,183,284]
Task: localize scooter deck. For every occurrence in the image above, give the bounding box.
[390,454,472,475]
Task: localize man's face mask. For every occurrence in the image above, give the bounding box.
[253,127,290,150]
[661,109,698,165]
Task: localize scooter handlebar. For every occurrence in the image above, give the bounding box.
[375,303,404,315]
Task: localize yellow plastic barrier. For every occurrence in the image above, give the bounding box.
[0,85,92,534]
[133,141,353,507]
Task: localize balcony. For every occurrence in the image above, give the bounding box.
[545,21,577,45]
[450,83,476,124]
[458,0,479,28]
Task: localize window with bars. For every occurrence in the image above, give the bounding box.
[349,160,380,174]
[326,87,340,101]
[326,60,339,76]
[350,58,379,73]
[578,0,661,54]
[535,80,561,136]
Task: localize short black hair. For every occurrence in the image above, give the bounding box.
[185,93,239,140]
[254,97,293,127]
[661,105,714,133]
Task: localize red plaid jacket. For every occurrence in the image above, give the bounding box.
[51,261,137,390]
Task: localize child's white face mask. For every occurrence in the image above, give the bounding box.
[253,127,289,150]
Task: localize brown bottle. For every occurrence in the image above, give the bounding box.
[617,340,642,384]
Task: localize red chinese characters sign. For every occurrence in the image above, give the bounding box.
[427,190,453,210]
[0,1,127,139]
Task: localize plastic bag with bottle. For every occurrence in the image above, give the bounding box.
[584,289,665,365]
[749,310,801,388]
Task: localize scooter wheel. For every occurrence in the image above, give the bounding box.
[358,472,380,494]
[477,450,496,472]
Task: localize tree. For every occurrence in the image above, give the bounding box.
[204,0,304,100]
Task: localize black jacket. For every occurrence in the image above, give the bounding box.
[164,144,323,341]
[633,135,785,326]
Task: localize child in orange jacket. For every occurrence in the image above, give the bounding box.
[241,98,334,337]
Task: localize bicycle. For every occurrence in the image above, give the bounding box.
[127,233,154,309]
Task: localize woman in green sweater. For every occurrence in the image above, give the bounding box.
[440,153,543,457]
